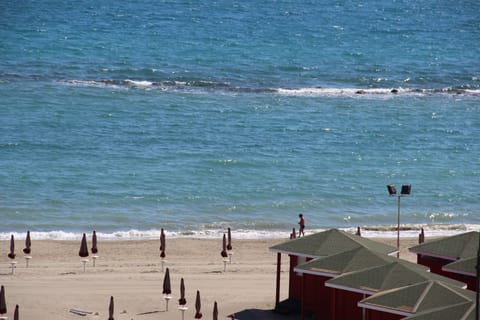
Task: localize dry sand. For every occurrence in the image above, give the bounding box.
[0,236,419,320]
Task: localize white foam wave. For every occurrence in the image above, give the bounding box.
[277,87,412,97]
[1,224,478,241]
[59,79,480,97]
[276,87,480,97]
[61,79,124,90]
[124,79,153,87]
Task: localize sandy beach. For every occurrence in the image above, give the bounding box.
[0,235,419,320]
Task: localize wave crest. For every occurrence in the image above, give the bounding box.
[1,223,477,241]
[59,79,480,97]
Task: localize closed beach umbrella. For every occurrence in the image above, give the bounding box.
[91,230,98,254]
[213,301,218,320]
[0,285,6,315]
[23,230,31,254]
[108,296,114,320]
[79,233,89,258]
[162,268,171,295]
[14,304,19,320]
[227,228,232,251]
[194,290,202,319]
[221,234,228,258]
[178,278,186,305]
[8,235,16,259]
[160,228,166,258]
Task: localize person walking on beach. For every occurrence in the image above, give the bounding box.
[298,214,305,237]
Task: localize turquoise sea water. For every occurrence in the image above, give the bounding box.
[1,0,479,239]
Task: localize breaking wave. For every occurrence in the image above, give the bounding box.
[1,223,478,241]
[59,79,480,97]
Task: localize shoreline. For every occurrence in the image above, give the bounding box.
[0,236,420,320]
[0,223,474,241]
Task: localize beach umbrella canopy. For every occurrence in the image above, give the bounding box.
[227,228,232,251]
[91,230,98,254]
[79,233,89,258]
[162,268,171,295]
[178,278,186,305]
[0,285,6,315]
[194,290,202,319]
[213,301,218,320]
[221,234,228,258]
[160,228,166,258]
[8,235,16,259]
[14,304,19,320]
[108,296,114,320]
[23,230,31,254]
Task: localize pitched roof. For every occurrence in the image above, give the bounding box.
[269,229,397,258]
[326,259,466,295]
[409,231,479,260]
[403,302,475,320]
[294,246,395,277]
[358,280,475,318]
[443,256,478,277]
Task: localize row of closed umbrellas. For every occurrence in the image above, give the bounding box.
[163,268,220,319]
[4,228,233,264]
[0,285,19,320]
[2,228,234,319]
[4,231,31,261]
[1,281,220,320]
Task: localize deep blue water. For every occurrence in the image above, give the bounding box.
[1,0,479,239]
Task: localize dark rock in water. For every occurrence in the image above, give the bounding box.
[355,90,366,94]
[391,89,399,94]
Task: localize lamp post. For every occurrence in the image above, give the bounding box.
[476,231,480,320]
[387,184,411,258]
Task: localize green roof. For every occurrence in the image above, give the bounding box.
[294,246,395,277]
[443,256,478,277]
[269,229,397,258]
[403,302,474,320]
[409,231,479,260]
[326,259,466,294]
[358,280,475,318]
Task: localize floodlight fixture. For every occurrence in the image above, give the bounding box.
[401,184,411,195]
[387,184,397,196]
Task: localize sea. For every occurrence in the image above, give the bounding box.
[1,0,479,241]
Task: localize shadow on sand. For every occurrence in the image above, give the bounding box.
[229,309,301,320]
[230,299,305,320]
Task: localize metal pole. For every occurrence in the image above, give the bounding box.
[275,253,281,307]
[397,195,401,258]
[476,231,479,320]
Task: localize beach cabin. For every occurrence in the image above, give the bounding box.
[408,231,479,290]
[358,280,475,320]
[442,256,478,291]
[293,247,394,320]
[325,259,466,320]
[269,229,397,317]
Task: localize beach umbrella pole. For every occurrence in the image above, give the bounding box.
[164,295,171,311]
[178,306,187,320]
[81,259,88,272]
[223,258,228,272]
[10,261,17,275]
[25,255,32,268]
